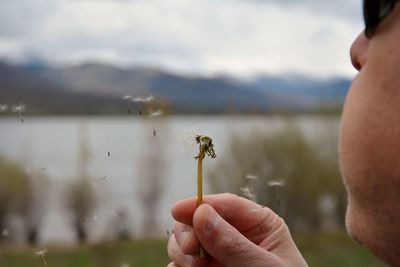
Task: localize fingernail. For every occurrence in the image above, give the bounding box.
[204,206,220,232]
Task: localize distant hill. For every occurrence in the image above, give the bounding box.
[0,61,351,115]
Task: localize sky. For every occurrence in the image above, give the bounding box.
[0,0,364,78]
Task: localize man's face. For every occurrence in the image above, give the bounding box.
[339,4,400,266]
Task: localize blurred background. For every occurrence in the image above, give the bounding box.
[0,0,389,266]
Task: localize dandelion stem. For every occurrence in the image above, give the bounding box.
[197,151,205,258]
[197,156,204,206]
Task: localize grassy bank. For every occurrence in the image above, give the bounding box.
[0,233,389,267]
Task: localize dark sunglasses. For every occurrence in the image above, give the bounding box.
[364,0,399,37]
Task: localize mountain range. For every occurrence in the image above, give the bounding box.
[0,61,351,115]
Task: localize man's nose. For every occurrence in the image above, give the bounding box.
[350,32,370,71]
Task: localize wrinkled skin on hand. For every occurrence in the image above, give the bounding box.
[167,193,308,267]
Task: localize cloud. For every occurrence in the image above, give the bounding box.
[242,0,362,21]
[0,0,363,77]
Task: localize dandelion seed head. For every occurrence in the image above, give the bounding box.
[268,179,285,187]
[196,135,217,159]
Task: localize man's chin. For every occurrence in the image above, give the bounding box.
[345,208,399,266]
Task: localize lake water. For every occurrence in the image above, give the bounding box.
[0,115,340,244]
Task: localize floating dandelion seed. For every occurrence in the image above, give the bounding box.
[35,249,47,257]
[245,174,258,180]
[108,151,111,157]
[11,104,25,113]
[145,95,154,102]
[240,186,256,201]
[149,109,163,118]
[132,95,154,103]
[268,179,285,187]
[0,104,8,112]
[80,215,97,222]
[268,179,285,213]
[35,249,48,267]
[12,104,26,123]
[120,262,130,267]
[122,95,133,100]
[2,229,9,237]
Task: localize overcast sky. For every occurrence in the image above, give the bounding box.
[0,0,364,77]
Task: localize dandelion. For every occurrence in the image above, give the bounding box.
[35,249,48,267]
[149,109,163,118]
[194,134,216,258]
[0,104,8,112]
[268,179,285,213]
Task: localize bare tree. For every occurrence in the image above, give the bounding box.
[0,156,31,243]
[136,119,169,237]
[65,122,96,243]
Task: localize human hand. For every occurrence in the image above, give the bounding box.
[167,193,308,267]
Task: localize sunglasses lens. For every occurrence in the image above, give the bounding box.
[364,0,395,37]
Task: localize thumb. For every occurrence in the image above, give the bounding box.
[193,204,283,267]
